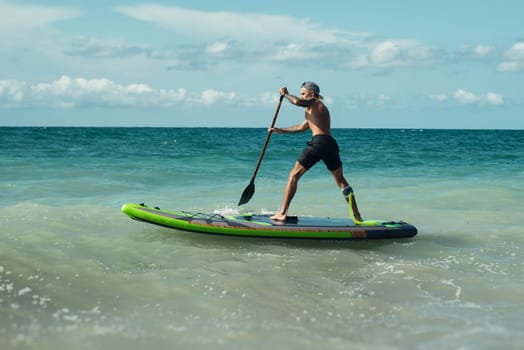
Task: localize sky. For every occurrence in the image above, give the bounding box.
[0,0,523,128]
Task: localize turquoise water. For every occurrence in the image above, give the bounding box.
[1,127,524,349]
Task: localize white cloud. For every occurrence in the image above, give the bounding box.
[374,94,399,108]
[0,1,81,64]
[0,0,80,32]
[505,42,524,60]
[200,89,237,105]
[206,42,229,55]
[259,92,277,104]
[460,45,493,59]
[472,45,493,57]
[1,76,316,110]
[1,76,276,109]
[64,36,151,58]
[0,79,26,106]
[350,40,436,69]
[454,89,480,104]
[114,4,347,45]
[371,42,401,64]
[270,43,320,61]
[2,76,187,109]
[497,61,523,72]
[111,5,377,70]
[497,42,524,72]
[378,94,391,102]
[429,94,447,102]
[485,92,504,105]
[454,89,503,106]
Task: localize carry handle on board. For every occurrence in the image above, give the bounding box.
[238,94,285,206]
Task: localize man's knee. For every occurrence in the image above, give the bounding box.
[289,163,307,181]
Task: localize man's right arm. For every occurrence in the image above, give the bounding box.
[280,87,314,107]
[283,93,314,107]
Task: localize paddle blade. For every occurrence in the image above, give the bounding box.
[238,182,255,206]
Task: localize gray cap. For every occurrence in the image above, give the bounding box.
[301,81,323,99]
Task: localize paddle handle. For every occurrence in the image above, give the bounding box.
[249,94,285,182]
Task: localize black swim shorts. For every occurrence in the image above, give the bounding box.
[297,134,342,171]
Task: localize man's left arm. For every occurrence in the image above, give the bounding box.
[270,120,309,134]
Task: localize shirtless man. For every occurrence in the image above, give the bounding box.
[269,81,363,222]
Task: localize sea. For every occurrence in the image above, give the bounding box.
[1,127,523,350]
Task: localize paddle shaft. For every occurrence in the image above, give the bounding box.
[247,94,284,183]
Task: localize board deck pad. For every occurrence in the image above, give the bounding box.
[121,203,417,239]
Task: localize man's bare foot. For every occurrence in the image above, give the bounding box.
[270,212,287,221]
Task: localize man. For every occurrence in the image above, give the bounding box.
[269,81,363,222]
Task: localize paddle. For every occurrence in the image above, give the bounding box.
[238,94,285,206]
